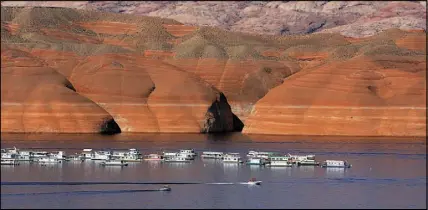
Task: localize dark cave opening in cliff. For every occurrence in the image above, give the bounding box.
[99,118,121,135]
[201,93,245,134]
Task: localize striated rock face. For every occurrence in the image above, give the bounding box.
[243,54,426,137]
[1,7,242,134]
[1,1,426,37]
[1,7,426,136]
[1,47,120,133]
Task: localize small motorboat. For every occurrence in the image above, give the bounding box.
[159,185,171,191]
[247,178,262,185]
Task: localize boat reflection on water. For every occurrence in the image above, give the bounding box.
[249,165,264,171]
[164,162,190,168]
[296,164,315,176]
[202,159,222,164]
[147,161,162,169]
[223,162,239,174]
[269,166,292,176]
[325,167,345,178]
[39,162,63,169]
[101,165,126,173]
[223,162,239,169]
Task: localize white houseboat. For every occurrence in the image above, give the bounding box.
[36,157,62,164]
[179,149,197,159]
[100,160,128,167]
[246,157,268,166]
[222,153,243,164]
[163,152,178,158]
[163,152,193,161]
[1,151,19,160]
[32,151,49,159]
[321,160,352,168]
[49,151,66,161]
[297,159,320,166]
[1,159,20,165]
[111,149,142,162]
[288,154,316,164]
[68,154,85,162]
[268,156,293,167]
[144,154,164,161]
[15,151,32,161]
[201,151,224,159]
[92,150,112,160]
[163,156,191,163]
[247,151,276,159]
[2,147,19,155]
[82,149,95,159]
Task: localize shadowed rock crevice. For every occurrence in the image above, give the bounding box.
[201,92,244,133]
[63,80,76,92]
[232,113,244,132]
[99,118,121,135]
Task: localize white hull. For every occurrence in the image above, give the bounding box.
[321,164,351,168]
[37,158,62,163]
[69,158,84,161]
[144,154,163,161]
[321,160,352,168]
[1,160,20,165]
[223,160,243,164]
[268,162,292,167]
[240,181,262,185]
[100,161,128,167]
[201,156,223,159]
[163,160,190,163]
[115,159,142,162]
[223,161,243,164]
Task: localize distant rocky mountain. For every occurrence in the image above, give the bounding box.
[1,1,426,37]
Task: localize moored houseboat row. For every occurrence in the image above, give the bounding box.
[1,146,352,169]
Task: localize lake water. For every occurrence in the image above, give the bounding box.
[1,133,426,209]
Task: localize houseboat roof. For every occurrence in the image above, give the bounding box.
[146,153,162,156]
[180,149,195,152]
[270,156,289,158]
[202,151,224,154]
[325,160,345,163]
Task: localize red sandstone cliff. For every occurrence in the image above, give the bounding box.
[0,7,426,136]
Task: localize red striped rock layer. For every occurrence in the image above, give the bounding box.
[243,56,426,136]
[1,47,117,133]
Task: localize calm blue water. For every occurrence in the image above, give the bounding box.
[1,133,426,209]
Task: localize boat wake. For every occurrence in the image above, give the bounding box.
[0,181,201,186]
[205,182,235,185]
[1,181,265,186]
[1,189,166,196]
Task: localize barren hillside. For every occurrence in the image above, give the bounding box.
[1,7,426,136]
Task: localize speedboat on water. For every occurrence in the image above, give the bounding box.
[246,178,262,185]
[159,185,171,191]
